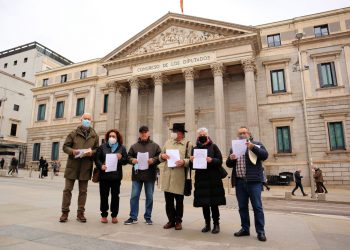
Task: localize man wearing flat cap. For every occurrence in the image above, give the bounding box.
[124,126,161,226]
[160,123,192,230]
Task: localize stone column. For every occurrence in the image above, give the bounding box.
[211,63,227,153]
[89,85,96,120]
[47,94,54,125]
[152,73,163,145]
[242,58,260,139]
[182,67,196,144]
[106,82,116,130]
[127,77,140,147]
[67,90,73,122]
[114,86,123,129]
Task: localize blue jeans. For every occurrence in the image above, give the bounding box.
[235,178,265,234]
[129,180,155,220]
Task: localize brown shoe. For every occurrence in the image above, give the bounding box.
[163,222,175,229]
[101,217,108,223]
[175,222,182,230]
[76,212,87,223]
[111,217,118,224]
[59,212,69,222]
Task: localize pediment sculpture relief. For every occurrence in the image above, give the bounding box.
[127,27,225,57]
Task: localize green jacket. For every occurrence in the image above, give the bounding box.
[63,126,99,180]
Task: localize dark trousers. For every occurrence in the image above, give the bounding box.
[236,179,265,234]
[164,192,184,224]
[61,179,88,213]
[99,179,121,218]
[316,182,328,193]
[292,182,306,195]
[202,205,220,225]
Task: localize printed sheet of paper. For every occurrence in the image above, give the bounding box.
[166,149,180,168]
[137,152,149,170]
[232,139,247,158]
[193,149,207,169]
[105,154,118,172]
[74,148,91,159]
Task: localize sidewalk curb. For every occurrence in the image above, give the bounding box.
[262,196,350,205]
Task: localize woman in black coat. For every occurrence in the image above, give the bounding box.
[190,127,226,234]
[95,129,128,223]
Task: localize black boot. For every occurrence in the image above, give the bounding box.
[202,223,211,233]
[212,224,220,234]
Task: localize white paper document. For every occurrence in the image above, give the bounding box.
[105,154,118,172]
[74,148,92,159]
[231,139,247,158]
[193,149,207,169]
[166,149,180,168]
[137,152,149,170]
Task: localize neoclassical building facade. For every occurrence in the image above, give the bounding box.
[27,8,350,185]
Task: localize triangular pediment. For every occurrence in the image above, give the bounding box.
[102,12,258,64]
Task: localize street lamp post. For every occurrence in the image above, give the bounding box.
[295,32,316,199]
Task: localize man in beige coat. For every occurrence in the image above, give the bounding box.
[160,123,192,230]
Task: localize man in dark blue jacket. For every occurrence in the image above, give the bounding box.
[226,126,268,242]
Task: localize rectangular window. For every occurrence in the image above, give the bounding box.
[13,104,19,111]
[13,60,17,66]
[10,123,17,136]
[32,143,40,161]
[270,69,286,93]
[51,142,60,160]
[4,63,7,68]
[318,62,337,88]
[24,57,28,63]
[37,104,46,121]
[76,98,85,116]
[80,70,88,79]
[267,34,281,47]
[276,126,292,153]
[103,94,109,113]
[314,24,329,37]
[328,122,346,150]
[43,78,49,86]
[22,72,26,77]
[60,74,67,83]
[55,101,65,119]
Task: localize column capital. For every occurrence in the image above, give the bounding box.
[106,81,117,91]
[211,63,224,77]
[128,77,141,89]
[151,72,163,86]
[182,67,195,80]
[241,58,256,73]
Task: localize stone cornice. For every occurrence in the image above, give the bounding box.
[103,33,259,68]
[292,31,350,46]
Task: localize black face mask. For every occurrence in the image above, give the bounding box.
[198,136,207,143]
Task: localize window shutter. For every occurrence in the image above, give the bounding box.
[317,64,324,87]
[330,62,337,86]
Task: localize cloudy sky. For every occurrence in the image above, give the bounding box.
[0,0,349,62]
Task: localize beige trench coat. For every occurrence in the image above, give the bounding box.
[159,138,192,195]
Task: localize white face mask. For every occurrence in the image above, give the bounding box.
[170,132,178,139]
[108,137,117,145]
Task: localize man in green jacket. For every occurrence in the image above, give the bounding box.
[59,113,99,223]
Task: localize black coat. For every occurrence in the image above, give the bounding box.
[190,141,226,207]
[294,171,303,184]
[95,143,128,181]
[226,140,268,187]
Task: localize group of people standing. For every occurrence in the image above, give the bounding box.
[58,113,269,242]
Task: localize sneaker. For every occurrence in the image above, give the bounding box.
[124,218,138,225]
[111,217,118,224]
[101,217,108,223]
[145,218,153,225]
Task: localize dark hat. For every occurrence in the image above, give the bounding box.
[170,123,187,133]
[139,125,149,133]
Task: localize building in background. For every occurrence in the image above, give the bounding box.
[0,41,73,82]
[27,7,350,185]
[0,42,73,167]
